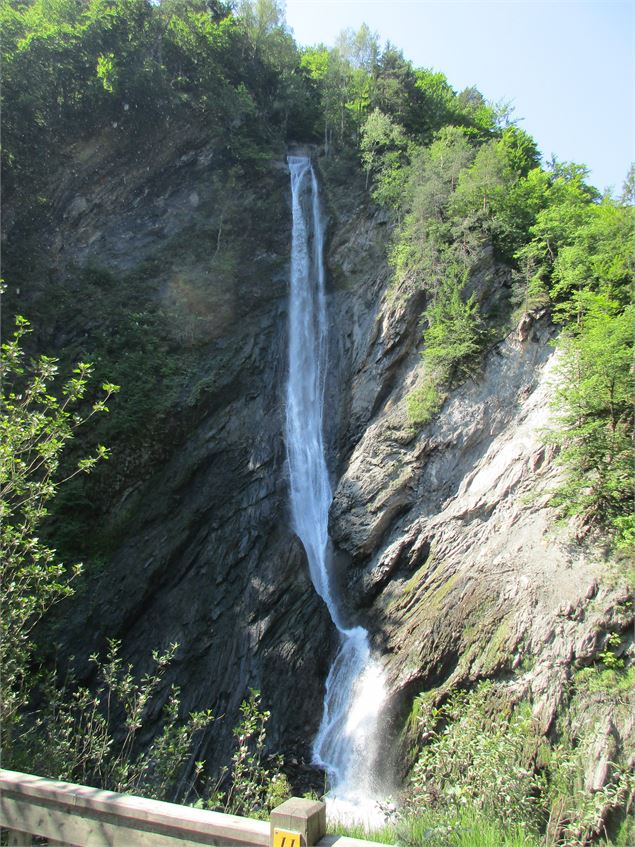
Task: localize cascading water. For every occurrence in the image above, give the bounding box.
[285,155,387,824]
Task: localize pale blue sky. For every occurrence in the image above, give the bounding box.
[285,0,634,194]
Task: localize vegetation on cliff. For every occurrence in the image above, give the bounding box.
[358,90,633,549]
[4,0,631,550]
[0,316,288,811]
[1,0,633,841]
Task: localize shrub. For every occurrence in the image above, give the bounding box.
[0,312,118,757]
[12,640,213,801]
[408,684,542,828]
[406,378,444,427]
[200,689,290,819]
[1,311,212,803]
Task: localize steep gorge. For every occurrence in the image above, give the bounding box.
[3,134,633,807]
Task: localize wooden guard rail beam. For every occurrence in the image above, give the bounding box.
[0,769,389,847]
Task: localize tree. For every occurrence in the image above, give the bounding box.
[450,139,513,222]
[373,44,426,135]
[551,199,634,321]
[414,68,458,142]
[454,85,498,136]
[0,313,119,755]
[210,689,289,818]
[390,126,474,291]
[620,163,635,205]
[1,312,216,799]
[549,295,634,544]
[500,125,541,177]
[360,107,408,192]
[512,162,598,306]
[421,266,490,383]
[17,639,213,800]
[238,0,285,50]
[335,22,379,72]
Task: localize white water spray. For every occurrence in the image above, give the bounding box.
[285,155,388,824]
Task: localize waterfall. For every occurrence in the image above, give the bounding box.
[285,155,387,824]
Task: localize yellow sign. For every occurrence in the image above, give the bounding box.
[273,828,301,847]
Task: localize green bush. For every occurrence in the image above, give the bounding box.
[405,681,635,847]
[13,640,213,801]
[406,378,444,427]
[421,267,491,384]
[408,684,542,828]
[548,298,634,547]
[1,312,213,802]
[0,312,118,756]
[197,689,290,819]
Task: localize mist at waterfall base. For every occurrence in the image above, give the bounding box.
[285,155,389,828]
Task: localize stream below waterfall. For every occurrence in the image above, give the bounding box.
[285,155,388,826]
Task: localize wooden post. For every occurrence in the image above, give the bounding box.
[270,798,326,847]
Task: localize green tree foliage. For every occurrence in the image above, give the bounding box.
[0,313,118,754]
[0,0,316,187]
[360,108,408,194]
[511,169,634,546]
[372,44,425,134]
[550,199,634,319]
[408,686,542,828]
[452,86,499,137]
[500,125,541,177]
[550,296,634,543]
[413,68,461,143]
[620,163,635,204]
[447,133,547,263]
[300,34,369,150]
[402,682,635,847]
[422,268,491,383]
[359,59,632,545]
[391,126,475,289]
[222,689,290,817]
[235,0,315,137]
[1,316,212,803]
[404,264,490,428]
[14,640,213,801]
[449,138,515,257]
[298,25,493,154]
[197,689,290,818]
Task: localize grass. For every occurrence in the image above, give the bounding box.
[406,378,444,427]
[328,819,397,843]
[397,807,541,847]
[329,807,541,847]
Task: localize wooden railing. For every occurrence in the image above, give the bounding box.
[0,769,387,847]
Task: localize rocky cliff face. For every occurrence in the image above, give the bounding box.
[5,133,338,784]
[320,164,634,796]
[5,140,632,796]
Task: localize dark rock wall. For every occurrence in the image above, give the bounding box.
[4,135,338,783]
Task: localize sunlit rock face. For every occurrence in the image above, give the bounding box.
[321,165,633,797]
